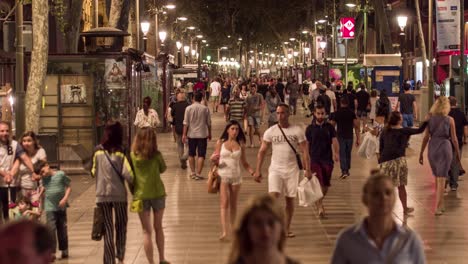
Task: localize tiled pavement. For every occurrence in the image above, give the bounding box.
[56,106,468,264]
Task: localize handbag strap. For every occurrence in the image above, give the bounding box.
[102,148,125,183]
[277,124,298,155]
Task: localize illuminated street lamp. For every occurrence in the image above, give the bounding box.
[140,21,150,51]
[176,41,183,67]
[304,47,310,54]
[177,16,188,21]
[184,45,190,63]
[187,26,196,30]
[159,31,167,44]
[397,15,408,34]
[319,40,327,59]
[165,4,176,9]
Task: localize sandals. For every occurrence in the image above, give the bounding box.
[403,207,415,215]
[287,231,296,238]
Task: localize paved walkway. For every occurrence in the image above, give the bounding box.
[57,106,468,264]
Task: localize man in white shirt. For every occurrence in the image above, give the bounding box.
[183,92,212,180]
[254,104,311,237]
[134,96,160,129]
[209,79,221,112]
[326,84,337,113]
[0,122,36,221]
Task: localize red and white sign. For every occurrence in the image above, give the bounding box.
[340,17,355,39]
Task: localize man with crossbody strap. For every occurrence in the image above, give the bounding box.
[254,103,311,238]
[305,104,339,219]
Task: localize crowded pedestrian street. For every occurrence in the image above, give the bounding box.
[50,108,468,264]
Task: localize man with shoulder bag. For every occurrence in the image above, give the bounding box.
[254,103,311,238]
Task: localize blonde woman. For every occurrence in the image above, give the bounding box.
[130,128,170,264]
[419,96,460,215]
[227,194,299,264]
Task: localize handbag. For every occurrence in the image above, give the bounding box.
[91,206,105,241]
[297,175,323,207]
[207,165,220,193]
[277,124,303,170]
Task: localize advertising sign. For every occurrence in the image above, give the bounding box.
[340,17,355,39]
[435,0,460,51]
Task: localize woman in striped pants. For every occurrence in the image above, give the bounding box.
[92,122,134,264]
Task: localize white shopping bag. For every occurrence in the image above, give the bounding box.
[297,175,323,207]
[358,132,378,159]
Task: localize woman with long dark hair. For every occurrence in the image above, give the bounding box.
[92,122,134,264]
[211,120,255,241]
[18,131,47,200]
[130,127,169,264]
[379,112,427,215]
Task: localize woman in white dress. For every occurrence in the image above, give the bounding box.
[211,120,255,241]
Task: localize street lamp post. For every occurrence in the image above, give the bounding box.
[397,15,408,79]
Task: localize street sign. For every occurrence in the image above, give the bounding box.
[340,17,355,39]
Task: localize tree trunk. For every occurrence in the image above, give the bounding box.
[415,0,429,82]
[25,0,48,133]
[108,0,123,28]
[63,0,83,53]
[372,0,393,54]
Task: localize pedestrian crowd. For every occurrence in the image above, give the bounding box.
[1,73,466,264]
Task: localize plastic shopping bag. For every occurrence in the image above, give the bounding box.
[358,132,378,159]
[297,175,323,207]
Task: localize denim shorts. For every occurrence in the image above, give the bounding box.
[247,116,261,128]
[143,197,166,211]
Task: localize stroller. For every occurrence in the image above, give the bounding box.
[8,185,42,221]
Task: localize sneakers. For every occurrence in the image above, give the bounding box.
[340,171,350,179]
[451,187,458,191]
[61,250,69,259]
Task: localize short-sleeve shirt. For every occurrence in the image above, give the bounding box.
[286,83,300,98]
[18,148,47,189]
[306,120,336,164]
[43,171,71,212]
[356,90,370,111]
[398,93,415,114]
[330,109,357,139]
[210,81,221,96]
[134,108,160,128]
[183,102,211,138]
[331,219,426,264]
[449,107,468,148]
[228,99,245,121]
[245,93,264,117]
[326,90,337,112]
[263,124,306,173]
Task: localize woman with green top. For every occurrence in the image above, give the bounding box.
[130,127,169,264]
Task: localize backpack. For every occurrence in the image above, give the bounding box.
[376,97,390,116]
[316,93,331,114]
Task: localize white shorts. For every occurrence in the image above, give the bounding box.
[268,169,300,198]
